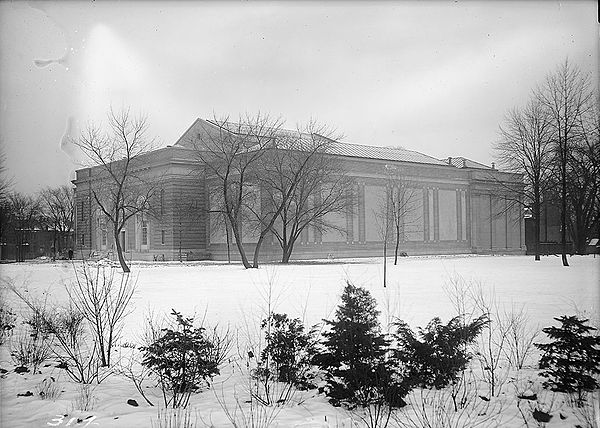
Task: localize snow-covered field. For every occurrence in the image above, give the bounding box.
[1,255,598,427]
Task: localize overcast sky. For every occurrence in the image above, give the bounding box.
[1,1,597,194]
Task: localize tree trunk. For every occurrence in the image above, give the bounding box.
[281,240,295,263]
[383,239,387,288]
[52,229,57,260]
[534,189,541,261]
[225,221,231,264]
[394,229,400,265]
[252,233,268,268]
[575,238,587,255]
[57,231,63,257]
[561,148,569,267]
[229,218,251,268]
[114,226,130,273]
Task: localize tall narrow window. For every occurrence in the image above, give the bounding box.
[161,229,165,245]
[81,234,85,246]
[142,220,148,246]
[101,230,107,246]
[160,189,165,216]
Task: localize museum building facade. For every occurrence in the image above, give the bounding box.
[73,118,525,262]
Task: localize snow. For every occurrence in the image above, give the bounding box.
[1,255,598,427]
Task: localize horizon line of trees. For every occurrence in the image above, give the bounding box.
[0,185,75,262]
[1,142,75,262]
[494,59,599,265]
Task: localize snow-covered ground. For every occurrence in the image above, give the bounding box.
[1,255,598,427]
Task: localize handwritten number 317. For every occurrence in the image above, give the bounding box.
[47,415,98,426]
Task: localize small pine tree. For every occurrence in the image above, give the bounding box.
[141,310,221,408]
[314,282,408,408]
[535,315,600,406]
[259,312,317,388]
[393,315,488,389]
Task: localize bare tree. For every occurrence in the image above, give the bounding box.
[501,304,539,370]
[263,122,350,263]
[495,98,554,261]
[536,60,594,266]
[39,185,74,260]
[383,166,422,265]
[566,98,599,254]
[373,168,421,287]
[243,125,327,268]
[374,183,393,288]
[8,280,108,384]
[73,107,158,272]
[0,146,12,260]
[68,262,137,367]
[191,114,284,269]
[0,145,12,203]
[444,274,511,398]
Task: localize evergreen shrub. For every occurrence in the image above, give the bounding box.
[535,315,600,406]
[141,310,221,408]
[393,315,488,389]
[259,312,317,389]
[314,282,409,408]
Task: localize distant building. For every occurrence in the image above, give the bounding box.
[73,119,525,262]
[0,228,74,261]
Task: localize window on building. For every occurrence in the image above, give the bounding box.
[81,234,85,246]
[160,189,165,216]
[161,229,165,245]
[101,230,107,246]
[142,220,148,246]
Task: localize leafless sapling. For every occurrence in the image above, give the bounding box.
[67,261,137,367]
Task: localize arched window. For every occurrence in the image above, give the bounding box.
[160,189,165,216]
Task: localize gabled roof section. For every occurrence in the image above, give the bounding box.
[442,156,492,170]
[328,142,448,166]
[173,118,456,167]
[174,118,224,148]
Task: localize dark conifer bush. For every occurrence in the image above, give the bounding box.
[314,282,409,408]
[393,315,488,389]
[259,312,317,389]
[141,310,221,408]
[0,302,16,345]
[535,315,600,406]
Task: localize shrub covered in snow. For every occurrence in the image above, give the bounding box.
[258,312,317,389]
[393,314,488,389]
[0,293,16,345]
[141,309,222,408]
[535,315,600,406]
[314,282,409,409]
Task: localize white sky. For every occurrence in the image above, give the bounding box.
[1,1,597,194]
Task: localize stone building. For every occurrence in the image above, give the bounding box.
[73,118,525,262]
